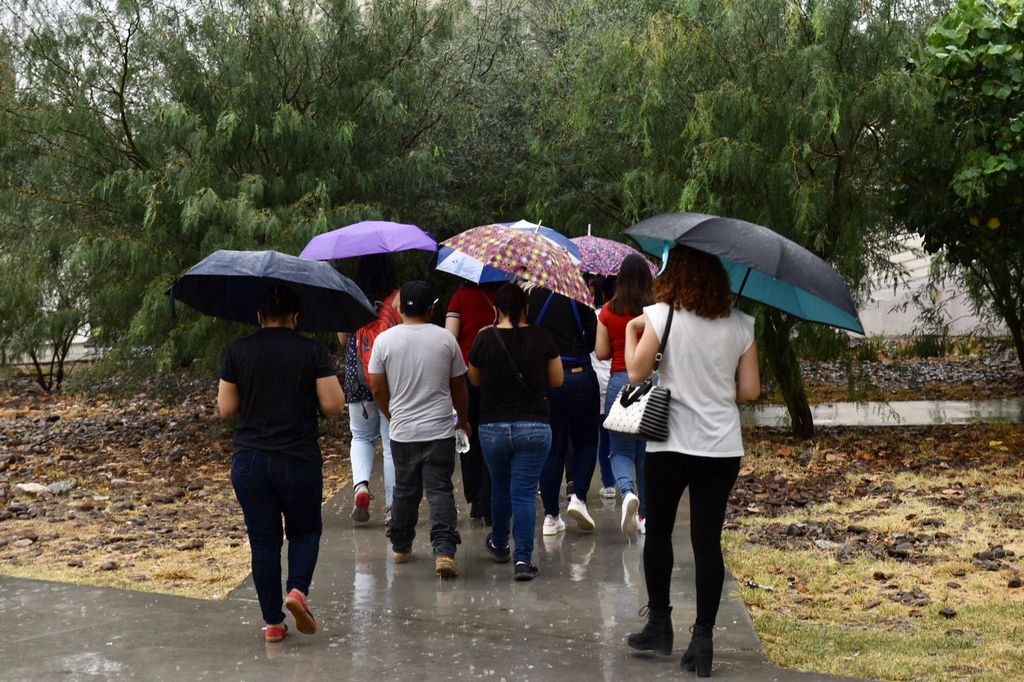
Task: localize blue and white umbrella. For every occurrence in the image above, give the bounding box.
[436,220,581,283]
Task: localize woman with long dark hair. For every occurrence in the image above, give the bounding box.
[595,254,654,538]
[624,246,760,677]
[468,284,563,580]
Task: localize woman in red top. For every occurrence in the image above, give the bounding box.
[445,282,500,522]
[595,254,654,538]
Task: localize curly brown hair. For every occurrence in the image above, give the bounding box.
[653,245,732,319]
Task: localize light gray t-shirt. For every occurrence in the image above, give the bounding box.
[643,302,755,457]
[368,323,468,443]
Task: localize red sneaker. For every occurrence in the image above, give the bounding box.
[351,484,371,524]
[264,623,288,642]
[284,589,317,634]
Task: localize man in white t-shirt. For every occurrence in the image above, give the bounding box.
[369,280,470,578]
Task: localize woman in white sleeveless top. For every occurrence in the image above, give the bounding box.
[623,245,760,677]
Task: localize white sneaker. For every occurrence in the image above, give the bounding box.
[599,486,617,499]
[636,515,646,535]
[542,514,566,536]
[566,494,596,532]
[621,492,639,536]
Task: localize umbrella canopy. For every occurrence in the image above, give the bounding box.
[440,225,592,305]
[570,235,657,277]
[168,250,376,333]
[299,220,436,260]
[626,212,864,334]
[436,220,581,283]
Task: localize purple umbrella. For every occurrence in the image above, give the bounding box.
[299,220,437,260]
[571,234,657,276]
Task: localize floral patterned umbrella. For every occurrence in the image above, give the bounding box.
[570,235,657,276]
[441,225,593,305]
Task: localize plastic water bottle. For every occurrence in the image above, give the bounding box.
[453,409,470,454]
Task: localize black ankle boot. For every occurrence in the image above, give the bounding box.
[680,623,714,677]
[626,605,673,656]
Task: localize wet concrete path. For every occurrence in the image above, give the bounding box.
[742,398,1022,427]
[0,471,860,681]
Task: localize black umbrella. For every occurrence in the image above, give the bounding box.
[626,213,864,334]
[167,250,376,333]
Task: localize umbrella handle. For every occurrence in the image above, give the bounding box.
[656,243,671,276]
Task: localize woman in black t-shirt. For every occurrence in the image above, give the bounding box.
[468,284,562,581]
[217,286,345,643]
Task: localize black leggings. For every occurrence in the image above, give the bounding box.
[643,453,740,626]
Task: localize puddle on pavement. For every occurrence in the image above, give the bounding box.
[741,399,1023,427]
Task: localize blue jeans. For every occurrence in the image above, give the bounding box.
[598,423,614,487]
[348,401,394,506]
[605,371,647,516]
[540,367,599,516]
[479,421,551,565]
[231,450,323,625]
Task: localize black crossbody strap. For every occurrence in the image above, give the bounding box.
[652,305,675,373]
[491,327,527,387]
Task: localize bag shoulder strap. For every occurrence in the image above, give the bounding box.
[534,291,555,326]
[491,327,527,387]
[653,304,675,372]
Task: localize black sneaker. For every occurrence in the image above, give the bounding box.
[485,532,511,563]
[514,562,539,581]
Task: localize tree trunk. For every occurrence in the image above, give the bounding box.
[762,310,814,439]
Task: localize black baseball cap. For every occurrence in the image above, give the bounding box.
[400,280,438,316]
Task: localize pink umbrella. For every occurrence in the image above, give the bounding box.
[441,225,592,305]
[571,231,657,276]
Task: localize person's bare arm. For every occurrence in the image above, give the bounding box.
[369,372,391,420]
[736,342,761,402]
[337,332,347,347]
[626,314,659,384]
[594,319,612,361]
[546,357,564,387]
[467,363,481,387]
[444,316,461,339]
[316,376,346,415]
[450,373,471,438]
[217,380,240,418]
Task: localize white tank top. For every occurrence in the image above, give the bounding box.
[643,302,754,457]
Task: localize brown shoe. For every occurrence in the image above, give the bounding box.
[393,550,413,564]
[435,555,458,578]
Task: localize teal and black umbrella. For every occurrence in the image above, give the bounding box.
[168,249,376,332]
[626,212,864,334]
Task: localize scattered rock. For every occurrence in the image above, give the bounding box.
[47,480,76,495]
[947,582,961,589]
[19,531,38,542]
[14,483,50,496]
[939,607,957,619]
[12,538,33,548]
[151,495,175,505]
[69,499,94,512]
[863,599,883,610]
[847,524,869,534]
[98,561,118,571]
[67,560,83,568]
[176,540,204,551]
[1009,577,1023,589]
[873,571,890,581]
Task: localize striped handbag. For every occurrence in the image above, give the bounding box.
[602,306,674,442]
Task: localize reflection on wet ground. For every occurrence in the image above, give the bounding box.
[742,399,1023,427]
[0,473,857,680]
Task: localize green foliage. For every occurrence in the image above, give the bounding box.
[895,0,1024,369]
[521,0,938,436]
[1,0,500,373]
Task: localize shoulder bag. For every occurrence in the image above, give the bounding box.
[602,305,674,442]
